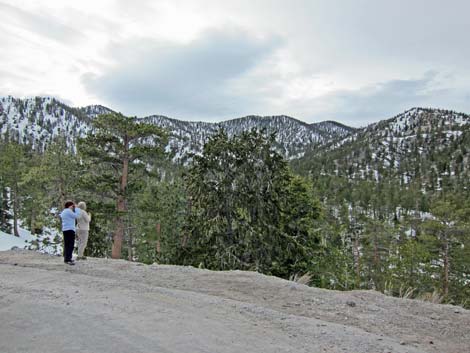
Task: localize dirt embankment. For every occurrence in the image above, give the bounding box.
[0,250,468,353]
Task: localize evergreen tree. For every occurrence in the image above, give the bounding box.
[182,129,321,277]
[132,177,187,264]
[0,142,28,236]
[422,197,470,302]
[22,136,81,232]
[78,113,167,259]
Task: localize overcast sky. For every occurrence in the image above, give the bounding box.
[0,0,469,126]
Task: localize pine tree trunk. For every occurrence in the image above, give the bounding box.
[112,212,124,259]
[373,234,379,267]
[373,232,380,288]
[30,208,36,235]
[443,235,449,297]
[181,199,191,247]
[58,176,65,211]
[112,141,129,259]
[156,223,161,254]
[353,233,361,287]
[128,231,133,261]
[13,182,19,237]
[1,187,9,230]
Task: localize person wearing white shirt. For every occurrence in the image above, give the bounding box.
[76,201,91,260]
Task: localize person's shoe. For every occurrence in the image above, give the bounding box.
[76,256,87,260]
[65,260,75,265]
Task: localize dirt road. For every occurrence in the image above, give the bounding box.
[0,250,468,353]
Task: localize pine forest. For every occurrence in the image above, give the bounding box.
[1,97,469,308]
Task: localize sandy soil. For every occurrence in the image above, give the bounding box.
[0,250,468,353]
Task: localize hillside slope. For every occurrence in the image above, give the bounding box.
[144,114,354,161]
[294,107,470,190]
[1,251,468,353]
[0,96,353,161]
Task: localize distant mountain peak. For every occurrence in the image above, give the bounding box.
[368,106,470,135]
[141,113,353,161]
[79,104,115,118]
[298,106,470,188]
[1,97,353,159]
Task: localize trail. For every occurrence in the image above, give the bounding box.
[1,250,468,353]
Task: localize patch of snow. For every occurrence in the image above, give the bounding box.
[0,226,62,254]
[0,229,31,251]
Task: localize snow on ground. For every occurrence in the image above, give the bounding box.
[0,227,62,254]
[0,229,31,251]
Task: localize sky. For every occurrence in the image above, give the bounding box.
[0,0,469,126]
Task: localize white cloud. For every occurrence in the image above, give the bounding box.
[82,29,282,119]
[284,71,470,127]
[0,0,469,125]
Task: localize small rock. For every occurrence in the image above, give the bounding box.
[429,341,434,345]
[346,301,356,307]
[399,341,406,345]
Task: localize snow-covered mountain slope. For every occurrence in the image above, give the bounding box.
[0,96,354,160]
[79,104,115,118]
[0,96,92,151]
[311,120,355,139]
[2,96,469,189]
[297,107,470,188]
[144,114,356,161]
[364,107,468,139]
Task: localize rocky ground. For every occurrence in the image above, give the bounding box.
[0,250,468,353]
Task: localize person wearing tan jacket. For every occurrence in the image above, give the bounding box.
[76,201,91,260]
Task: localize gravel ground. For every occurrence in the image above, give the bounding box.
[0,250,468,353]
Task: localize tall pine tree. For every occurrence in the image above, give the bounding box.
[78,113,167,259]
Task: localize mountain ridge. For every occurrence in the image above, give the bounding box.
[0,95,354,160]
[293,106,470,193]
[1,95,468,166]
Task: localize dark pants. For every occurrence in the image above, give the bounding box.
[63,230,75,262]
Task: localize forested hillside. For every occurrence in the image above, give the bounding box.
[291,107,470,306]
[1,98,469,308]
[295,108,469,188]
[0,96,352,161]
